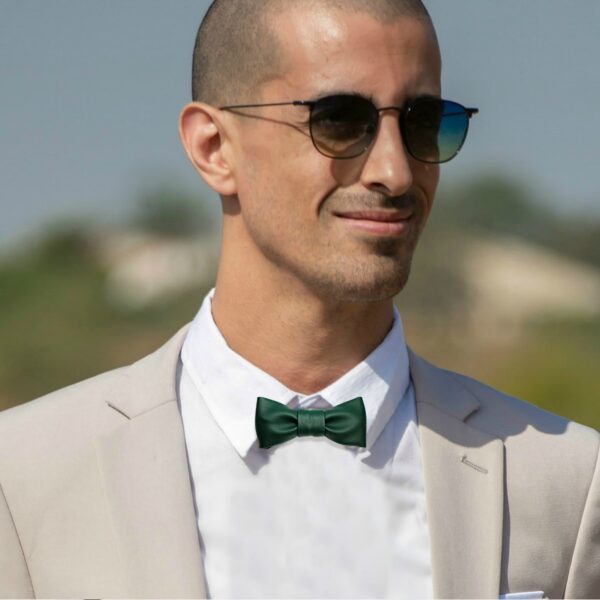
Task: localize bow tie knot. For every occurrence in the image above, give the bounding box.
[255,396,367,449]
[297,409,326,437]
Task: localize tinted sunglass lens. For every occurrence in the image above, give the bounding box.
[310,95,377,158]
[404,99,469,163]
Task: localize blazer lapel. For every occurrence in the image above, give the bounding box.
[410,351,504,599]
[96,325,206,598]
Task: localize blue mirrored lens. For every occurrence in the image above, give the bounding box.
[404,99,470,163]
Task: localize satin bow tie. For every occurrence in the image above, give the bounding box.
[255,396,367,449]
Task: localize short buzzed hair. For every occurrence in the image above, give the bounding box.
[191,0,432,106]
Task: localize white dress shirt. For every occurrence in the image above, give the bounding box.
[178,289,432,599]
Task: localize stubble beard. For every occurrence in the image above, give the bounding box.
[257,213,424,305]
[305,227,420,303]
[244,188,428,305]
[300,191,427,303]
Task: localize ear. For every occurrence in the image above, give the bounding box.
[179,102,237,196]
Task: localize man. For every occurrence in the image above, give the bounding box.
[1,0,598,598]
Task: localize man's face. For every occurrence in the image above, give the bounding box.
[226,6,442,303]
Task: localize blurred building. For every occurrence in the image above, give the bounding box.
[464,235,600,340]
[92,229,219,308]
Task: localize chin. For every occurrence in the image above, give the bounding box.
[308,259,413,304]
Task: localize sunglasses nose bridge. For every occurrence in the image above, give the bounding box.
[373,105,403,126]
[367,105,404,142]
[367,105,406,150]
[375,105,403,114]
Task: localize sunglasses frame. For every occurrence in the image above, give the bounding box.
[220,95,479,164]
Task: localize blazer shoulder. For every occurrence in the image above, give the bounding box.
[0,324,190,462]
[409,348,599,455]
[0,364,127,433]
[452,366,598,443]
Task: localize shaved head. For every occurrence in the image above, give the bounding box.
[192,0,434,106]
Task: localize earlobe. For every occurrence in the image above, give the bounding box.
[178,102,237,196]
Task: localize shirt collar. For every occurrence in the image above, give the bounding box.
[181,288,411,458]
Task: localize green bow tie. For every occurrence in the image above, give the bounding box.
[255,396,367,449]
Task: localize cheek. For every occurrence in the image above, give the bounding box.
[237,135,337,221]
[234,133,282,205]
[414,163,439,216]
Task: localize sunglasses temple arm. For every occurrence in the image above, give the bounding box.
[219,101,301,110]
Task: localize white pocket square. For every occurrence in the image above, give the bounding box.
[499,592,544,600]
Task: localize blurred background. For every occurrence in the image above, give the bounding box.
[1,1,599,428]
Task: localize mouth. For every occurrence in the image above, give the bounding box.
[332,209,415,236]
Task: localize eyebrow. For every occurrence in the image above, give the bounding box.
[309,89,376,103]
[308,89,442,106]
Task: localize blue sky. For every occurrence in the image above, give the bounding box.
[1,0,599,249]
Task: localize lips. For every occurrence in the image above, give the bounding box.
[333,210,413,222]
[332,209,414,236]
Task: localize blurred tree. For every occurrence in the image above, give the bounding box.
[0,222,209,408]
[132,185,216,237]
[433,173,600,268]
[35,223,92,265]
[435,174,554,236]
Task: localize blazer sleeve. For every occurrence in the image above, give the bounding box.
[564,436,600,599]
[0,482,34,599]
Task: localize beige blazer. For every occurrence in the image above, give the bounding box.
[0,325,598,599]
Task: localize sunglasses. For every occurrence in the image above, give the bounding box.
[220,94,478,163]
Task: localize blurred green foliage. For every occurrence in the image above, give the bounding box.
[491,318,600,427]
[433,174,600,268]
[0,177,598,431]
[133,184,217,237]
[0,225,210,406]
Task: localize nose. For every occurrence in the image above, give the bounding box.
[359,110,413,197]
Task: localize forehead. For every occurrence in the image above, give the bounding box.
[267,6,442,101]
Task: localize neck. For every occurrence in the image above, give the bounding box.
[211,264,395,395]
